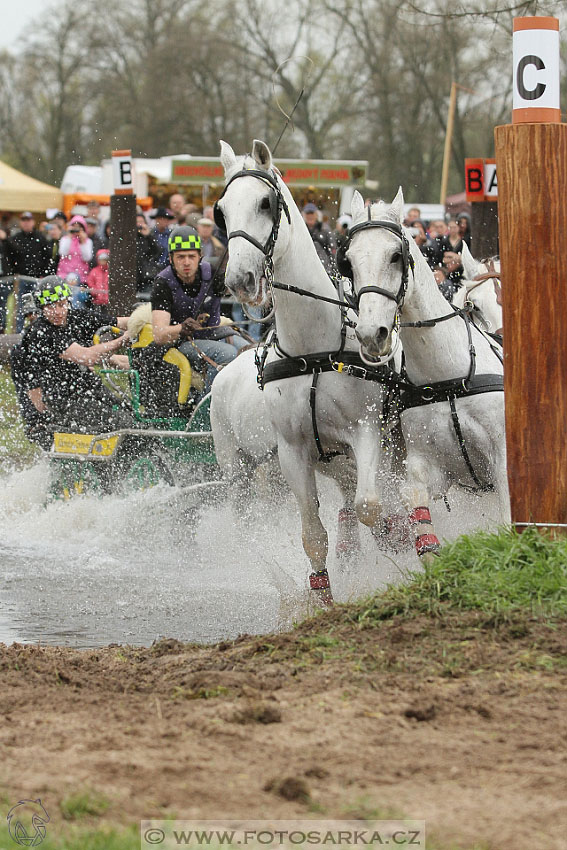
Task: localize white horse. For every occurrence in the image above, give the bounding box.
[347,189,509,558]
[457,244,503,339]
[212,140,392,603]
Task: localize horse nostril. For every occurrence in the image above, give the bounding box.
[376,327,389,347]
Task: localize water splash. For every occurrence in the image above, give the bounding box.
[0,461,502,648]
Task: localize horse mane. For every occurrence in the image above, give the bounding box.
[369,200,400,225]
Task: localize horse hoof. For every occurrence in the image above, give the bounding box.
[335,538,360,558]
[372,513,413,553]
[311,587,334,608]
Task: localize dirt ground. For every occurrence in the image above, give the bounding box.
[1,607,566,850]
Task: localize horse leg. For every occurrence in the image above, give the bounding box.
[278,440,333,605]
[400,455,441,560]
[351,427,382,531]
[332,469,361,559]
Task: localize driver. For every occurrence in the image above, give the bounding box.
[23,276,133,433]
[151,225,246,395]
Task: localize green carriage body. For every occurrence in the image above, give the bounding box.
[47,358,218,500]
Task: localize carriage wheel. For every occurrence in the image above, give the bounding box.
[118,453,174,493]
[49,460,102,500]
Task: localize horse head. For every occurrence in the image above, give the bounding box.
[456,245,503,336]
[347,187,411,361]
[217,139,292,309]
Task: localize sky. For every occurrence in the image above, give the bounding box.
[0,0,48,50]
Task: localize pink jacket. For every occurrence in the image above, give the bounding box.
[86,265,109,305]
[57,215,93,283]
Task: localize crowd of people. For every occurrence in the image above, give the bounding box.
[3,190,475,447]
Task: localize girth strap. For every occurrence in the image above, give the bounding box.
[449,396,490,491]
[262,350,398,387]
[310,371,342,463]
[400,373,503,411]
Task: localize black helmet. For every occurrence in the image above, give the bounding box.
[34,275,72,307]
[168,225,201,254]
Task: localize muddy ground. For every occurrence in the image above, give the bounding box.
[1,607,566,850]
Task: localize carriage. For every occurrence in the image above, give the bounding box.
[46,320,219,500]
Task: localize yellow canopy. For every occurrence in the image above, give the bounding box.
[0,160,63,212]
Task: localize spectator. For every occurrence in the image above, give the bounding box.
[410,218,443,269]
[197,217,224,260]
[57,215,93,284]
[302,203,336,275]
[0,227,10,333]
[135,213,163,298]
[85,217,106,267]
[86,249,110,307]
[204,204,227,247]
[64,271,90,311]
[5,211,53,332]
[86,200,105,238]
[437,218,465,285]
[457,212,472,248]
[442,217,464,254]
[169,194,186,222]
[45,221,63,275]
[433,266,457,302]
[150,207,175,267]
[429,218,448,239]
[404,206,421,225]
[53,211,68,232]
[335,213,352,252]
[102,219,111,247]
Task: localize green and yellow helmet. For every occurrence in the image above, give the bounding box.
[35,276,72,307]
[168,225,201,254]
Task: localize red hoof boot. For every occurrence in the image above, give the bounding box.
[336,508,361,557]
[309,569,334,606]
[373,513,413,552]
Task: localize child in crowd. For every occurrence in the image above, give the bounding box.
[86,249,110,306]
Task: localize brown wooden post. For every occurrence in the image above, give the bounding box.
[108,150,137,316]
[494,17,565,531]
[470,201,499,259]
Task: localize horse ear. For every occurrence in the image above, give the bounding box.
[460,241,478,281]
[351,190,365,220]
[252,139,273,171]
[391,187,404,223]
[220,140,237,174]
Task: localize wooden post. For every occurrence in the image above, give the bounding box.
[470,201,499,259]
[494,121,567,531]
[439,81,457,205]
[495,16,564,532]
[109,149,137,315]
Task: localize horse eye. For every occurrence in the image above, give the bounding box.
[260,197,271,211]
[390,252,401,264]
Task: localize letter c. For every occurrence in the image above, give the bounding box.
[517,54,546,101]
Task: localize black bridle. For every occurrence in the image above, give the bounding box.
[346,212,414,309]
[214,168,291,267]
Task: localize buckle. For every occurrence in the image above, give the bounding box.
[421,386,435,402]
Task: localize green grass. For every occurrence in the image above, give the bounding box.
[0,365,40,469]
[0,820,138,850]
[352,526,567,625]
[60,791,110,820]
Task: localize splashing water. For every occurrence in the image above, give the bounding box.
[0,460,502,648]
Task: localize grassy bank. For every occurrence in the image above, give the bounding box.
[1,527,566,850]
[0,364,39,469]
[350,526,567,624]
